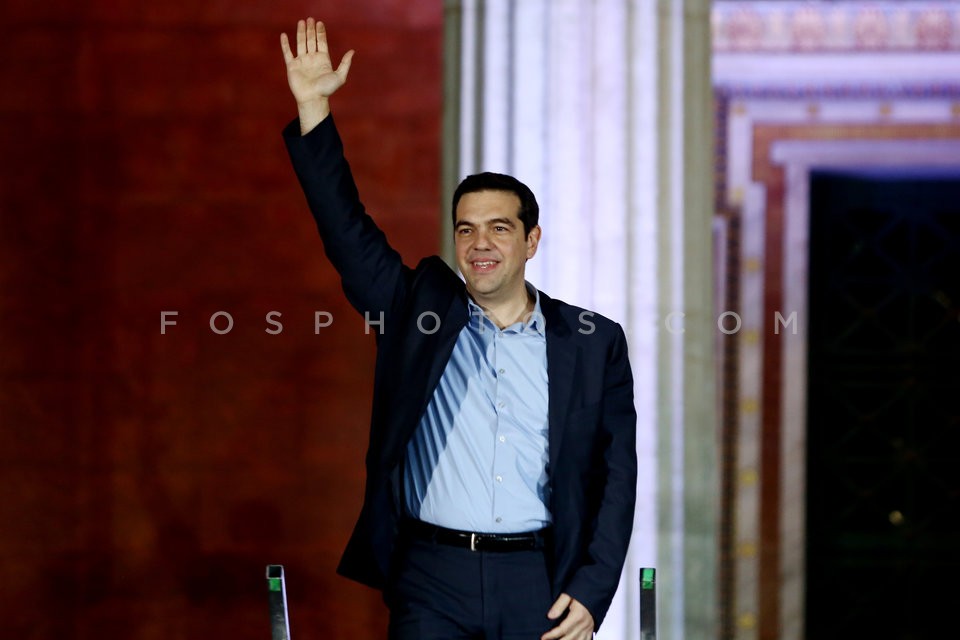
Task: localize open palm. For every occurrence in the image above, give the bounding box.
[280,18,354,105]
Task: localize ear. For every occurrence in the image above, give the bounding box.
[525,225,541,259]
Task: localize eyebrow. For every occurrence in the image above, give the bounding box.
[455,217,517,229]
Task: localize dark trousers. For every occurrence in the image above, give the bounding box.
[387,537,556,640]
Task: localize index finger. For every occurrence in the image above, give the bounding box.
[315,20,330,56]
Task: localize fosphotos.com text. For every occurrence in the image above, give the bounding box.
[159,310,800,336]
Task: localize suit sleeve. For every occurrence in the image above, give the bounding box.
[282,116,408,320]
[564,324,637,629]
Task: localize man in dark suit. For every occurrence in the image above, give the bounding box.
[280,18,637,640]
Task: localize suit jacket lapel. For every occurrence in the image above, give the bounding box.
[418,289,469,424]
[542,292,578,471]
[384,286,468,471]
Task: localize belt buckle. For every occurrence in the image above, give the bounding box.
[470,533,477,551]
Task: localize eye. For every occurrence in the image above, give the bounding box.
[494,225,508,232]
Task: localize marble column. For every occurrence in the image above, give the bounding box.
[442,1,718,637]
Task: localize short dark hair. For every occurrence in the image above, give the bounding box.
[451,172,539,237]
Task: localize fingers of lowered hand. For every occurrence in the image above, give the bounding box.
[541,594,595,640]
[560,600,593,640]
[546,593,571,620]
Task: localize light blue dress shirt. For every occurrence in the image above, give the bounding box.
[403,284,551,533]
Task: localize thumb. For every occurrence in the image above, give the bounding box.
[547,593,572,620]
[336,49,355,82]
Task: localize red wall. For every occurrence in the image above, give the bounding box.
[0,2,442,638]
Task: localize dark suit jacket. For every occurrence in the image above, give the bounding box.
[283,115,637,628]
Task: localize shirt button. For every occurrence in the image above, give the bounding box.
[495,475,503,483]
[497,402,505,409]
[496,517,502,523]
[498,368,505,375]
[499,436,506,443]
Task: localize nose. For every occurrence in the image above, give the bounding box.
[469,227,492,250]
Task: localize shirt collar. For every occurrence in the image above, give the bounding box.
[466,282,546,335]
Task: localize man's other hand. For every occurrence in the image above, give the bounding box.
[542,592,595,640]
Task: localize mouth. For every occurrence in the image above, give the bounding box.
[470,259,499,273]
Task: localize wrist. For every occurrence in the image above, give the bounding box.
[297,97,331,135]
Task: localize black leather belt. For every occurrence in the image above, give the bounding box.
[403,519,550,552]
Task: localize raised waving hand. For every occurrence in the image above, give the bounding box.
[280,18,354,133]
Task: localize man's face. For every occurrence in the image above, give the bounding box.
[454,190,541,305]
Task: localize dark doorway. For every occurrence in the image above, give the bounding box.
[805,169,960,638]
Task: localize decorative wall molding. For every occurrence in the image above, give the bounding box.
[714,1,960,53]
[715,80,960,637]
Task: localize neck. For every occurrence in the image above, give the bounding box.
[471,287,534,329]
